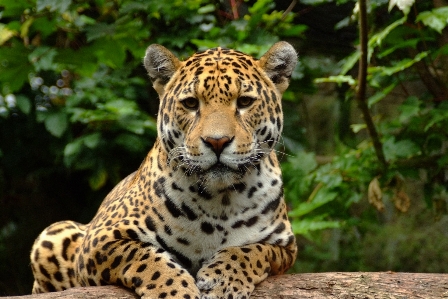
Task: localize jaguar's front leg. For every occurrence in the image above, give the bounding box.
[196,243,297,299]
[76,239,201,299]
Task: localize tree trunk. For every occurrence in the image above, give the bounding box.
[4,273,448,299]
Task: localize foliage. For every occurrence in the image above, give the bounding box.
[283,0,448,270]
[0,0,306,189]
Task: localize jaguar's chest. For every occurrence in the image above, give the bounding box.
[124,153,284,273]
[140,193,280,273]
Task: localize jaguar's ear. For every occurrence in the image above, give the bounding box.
[144,44,181,96]
[259,42,297,94]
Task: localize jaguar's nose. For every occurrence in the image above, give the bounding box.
[202,136,233,158]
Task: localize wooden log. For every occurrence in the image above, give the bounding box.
[252,272,448,298]
[3,273,448,299]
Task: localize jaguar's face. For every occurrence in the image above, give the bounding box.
[144,43,297,184]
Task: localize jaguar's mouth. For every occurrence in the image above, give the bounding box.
[206,162,234,174]
[195,162,246,186]
[177,157,257,179]
[200,161,249,177]
[206,160,260,176]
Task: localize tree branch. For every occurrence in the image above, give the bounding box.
[281,0,297,21]
[4,273,448,299]
[356,0,388,169]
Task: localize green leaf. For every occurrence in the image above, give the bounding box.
[0,42,32,93]
[0,106,9,118]
[288,189,338,218]
[351,123,366,133]
[0,23,16,45]
[89,168,108,190]
[315,75,356,86]
[378,39,420,58]
[424,102,448,131]
[335,16,350,30]
[339,51,360,75]
[433,6,448,17]
[36,0,72,13]
[190,39,220,49]
[91,38,126,68]
[247,0,275,28]
[63,138,83,166]
[437,154,448,168]
[291,219,340,235]
[368,52,428,76]
[28,46,58,72]
[70,108,116,123]
[281,24,307,37]
[119,2,150,14]
[15,95,31,114]
[82,133,101,149]
[367,83,397,107]
[369,16,407,48]
[6,20,21,31]
[85,23,116,42]
[345,193,363,208]
[286,151,317,176]
[198,4,215,14]
[118,118,156,135]
[104,99,138,115]
[20,16,34,38]
[383,137,420,161]
[55,48,98,76]
[416,8,448,34]
[399,96,421,122]
[44,112,68,137]
[0,0,32,17]
[31,17,57,38]
[388,0,415,15]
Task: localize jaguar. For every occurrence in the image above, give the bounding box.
[30,41,298,299]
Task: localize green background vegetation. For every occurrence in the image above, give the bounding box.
[1,0,447,295]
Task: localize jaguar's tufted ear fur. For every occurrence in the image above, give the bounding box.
[144,44,181,96]
[259,41,298,94]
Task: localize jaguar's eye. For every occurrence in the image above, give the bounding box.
[181,97,199,110]
[237,96,255,109]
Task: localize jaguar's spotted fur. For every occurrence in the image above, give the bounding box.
[30,42,298,299]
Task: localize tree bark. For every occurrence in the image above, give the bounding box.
[4,273,448,299]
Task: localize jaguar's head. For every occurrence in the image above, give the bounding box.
[144,43,297,185]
